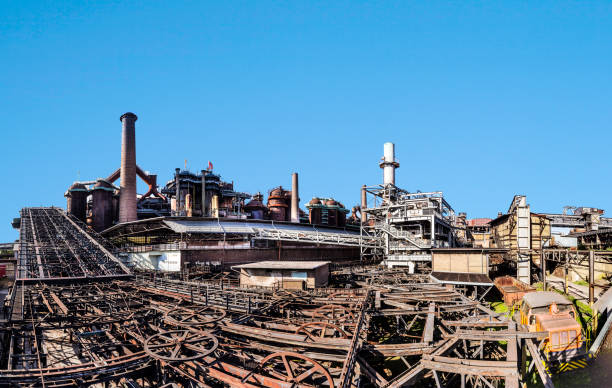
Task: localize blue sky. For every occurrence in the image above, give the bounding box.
[1,1,611,241]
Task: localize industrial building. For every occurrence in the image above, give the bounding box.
[3,112,612,388]
[360,143,459,271]
[233,261,330,289]
[62,113,361,273]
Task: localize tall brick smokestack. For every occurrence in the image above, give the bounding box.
[119,112,138,223]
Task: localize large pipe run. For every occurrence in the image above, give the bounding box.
[118,112,138,223]
[291,172,299,223]
[380,142,400,186]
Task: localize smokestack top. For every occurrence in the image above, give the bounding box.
[120,112,138,122]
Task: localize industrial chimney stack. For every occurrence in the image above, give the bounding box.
[290,172,299,223]
[119,112,138,223]
[380,142,400,186]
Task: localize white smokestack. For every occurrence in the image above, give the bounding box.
[380,142,400,186]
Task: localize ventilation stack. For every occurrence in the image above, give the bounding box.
[291,172,299,223]
[361,185,367,223]
[119,112,138,223]
[380,142,400,186]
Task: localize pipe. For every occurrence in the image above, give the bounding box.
[201,170,207,217]
[212,195,219,218]
[118,112,138,223]
[175,168,180,215]
[379,142,400,186]
[361,185,367,223]
[291,172,299,223]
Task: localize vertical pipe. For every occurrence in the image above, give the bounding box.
[589,250,595,306]
[119,112,138,222]
[201,170,207,217]
[291,172,299,223]
[175,168,180,215]
[212,195,219,217]
[361,185,367,223]
[541,251,546,291]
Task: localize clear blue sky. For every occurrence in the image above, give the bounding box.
[1,1,611,241]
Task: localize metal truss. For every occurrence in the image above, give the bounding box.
[16,207,130,282]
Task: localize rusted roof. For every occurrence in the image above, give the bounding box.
[467,218,491,227]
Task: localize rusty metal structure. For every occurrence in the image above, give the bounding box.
[2,206,556,387]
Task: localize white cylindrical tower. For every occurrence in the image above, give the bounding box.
[290,172,299,223]
[379,142,400,186]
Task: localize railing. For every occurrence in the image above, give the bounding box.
[377,223,429,249]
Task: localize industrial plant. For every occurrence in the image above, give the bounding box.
[0,112,611,388]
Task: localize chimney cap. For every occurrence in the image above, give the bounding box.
[120,112,138,121]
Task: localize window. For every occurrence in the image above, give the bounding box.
[291,271,307,279]
[551,332,560,348]
[568,330,577,345]
[561,331,568,346]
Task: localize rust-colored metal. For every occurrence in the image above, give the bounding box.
[145,329,218,362]
[295,322,349,340]
[311,304,356,322]
[257,351,335,388]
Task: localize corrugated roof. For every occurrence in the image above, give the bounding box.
[233,261,330,270]
[161,219,360,236]
[467,218,492,227]
[430,271,493,286]
[523,291,572,308]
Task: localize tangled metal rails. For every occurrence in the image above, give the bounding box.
[16,208,130,282]
[0,269,554,388]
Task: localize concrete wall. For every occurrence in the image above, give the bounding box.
[181,245,358,269]
[129,251,181,272]
[549,226,578,248]
[432,251,488,274]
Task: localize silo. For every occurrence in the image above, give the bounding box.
[325,199,338,227]
[306,198,323,225]
[66,183,88,222]
[268,187,289,221]
[92,180,114,232]
[245,192,266,220]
